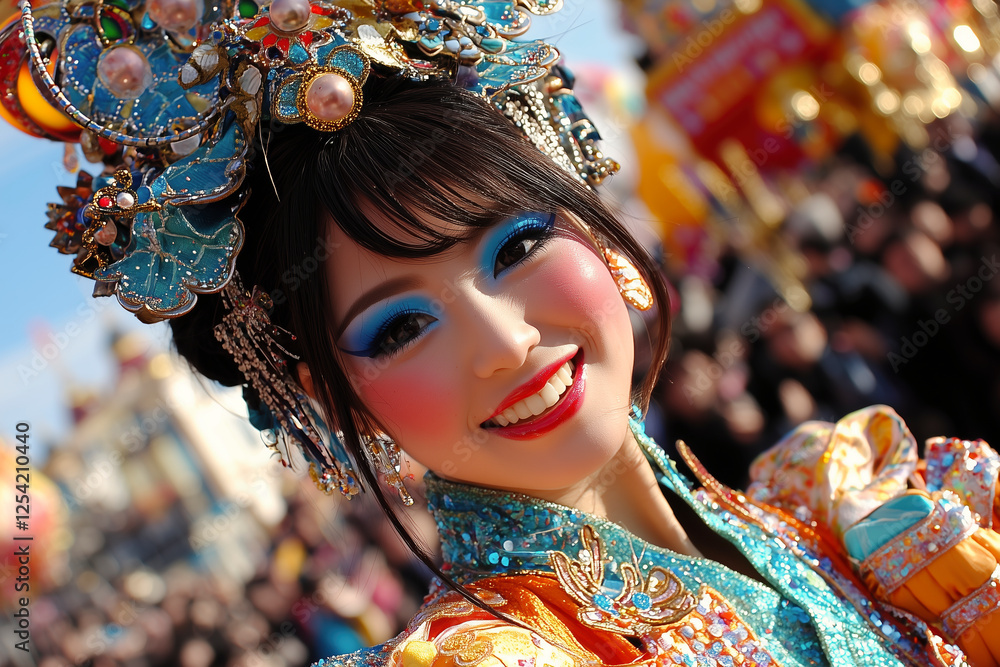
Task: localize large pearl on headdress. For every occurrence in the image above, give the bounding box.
[269,0,312,32]
[147,0,200,32]
[97,46,153,100]
[305,73,355,123]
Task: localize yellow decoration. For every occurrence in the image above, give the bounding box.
[400,640,437,667]
[17,59,77,135]
[603,248,654,311]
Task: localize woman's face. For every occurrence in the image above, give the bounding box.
[328,210,637,495]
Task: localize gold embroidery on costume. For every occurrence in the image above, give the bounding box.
[549,525,695,636]
[438,632,493,666]
[396,619,588,667]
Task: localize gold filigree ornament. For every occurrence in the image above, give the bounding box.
[296,47,370,132]
[603,247,653,311]
[438,631,494,666]
[74,168,161,282]
[549,525,695,637]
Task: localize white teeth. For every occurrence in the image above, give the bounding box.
[487,358,576,427]
[524,393,547,414]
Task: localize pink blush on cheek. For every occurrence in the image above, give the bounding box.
[533,240,622,317]
[358,365,460,439]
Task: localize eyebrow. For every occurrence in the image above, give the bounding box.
[335,275,423,339]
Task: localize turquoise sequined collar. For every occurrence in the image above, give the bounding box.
[421,415,922,667]
[423,464,831,667]
[422,413,733,585]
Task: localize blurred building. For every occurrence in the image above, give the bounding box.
[1,329,291,665]
[43,330,287,585]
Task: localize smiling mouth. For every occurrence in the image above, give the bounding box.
[481,350,585,436]
[484,357,576,428]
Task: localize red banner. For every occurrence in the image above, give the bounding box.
[646,0,834,166]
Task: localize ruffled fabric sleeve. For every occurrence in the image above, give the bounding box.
[748,406,1000,666]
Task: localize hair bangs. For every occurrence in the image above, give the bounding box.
[305,77,586,259]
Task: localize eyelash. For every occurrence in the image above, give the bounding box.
[362,305,437,359]
[364,215,556,359]
[492,214,556,278]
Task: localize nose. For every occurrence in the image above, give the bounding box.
[462,292,541,379]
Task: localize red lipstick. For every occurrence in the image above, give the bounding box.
[486,350,578,422]
[488,350,586,440]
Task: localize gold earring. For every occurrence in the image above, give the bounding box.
[603,248,653,311]
[367,435,413,506]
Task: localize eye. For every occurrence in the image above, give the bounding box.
[493,213,556,277]
[340,296,440,360]
[370,311,438,358]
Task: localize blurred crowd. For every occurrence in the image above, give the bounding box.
[19,478,436,667]
[646,111,1000,488]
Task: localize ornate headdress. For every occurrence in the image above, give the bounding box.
[5,0,619,501]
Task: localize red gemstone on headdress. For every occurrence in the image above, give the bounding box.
[97,136,121,156]
[97,196,113,208]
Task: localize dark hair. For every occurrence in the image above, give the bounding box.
[170,74,671,623]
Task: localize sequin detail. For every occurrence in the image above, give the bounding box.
[648,586,782,666]
[635,413,962,667]
[925,437,999,529]
[859,492,978,599]
[941,564,1000,639]
[315,418,974,667]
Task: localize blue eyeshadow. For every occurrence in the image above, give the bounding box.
[340,295,438,357]
[478,212,555,276]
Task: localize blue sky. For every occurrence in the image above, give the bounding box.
[0,0,643,448]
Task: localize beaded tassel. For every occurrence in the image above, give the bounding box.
[215,276,361,498]
[367,435,414,506]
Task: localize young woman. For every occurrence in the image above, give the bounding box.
[6,0,999,664]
